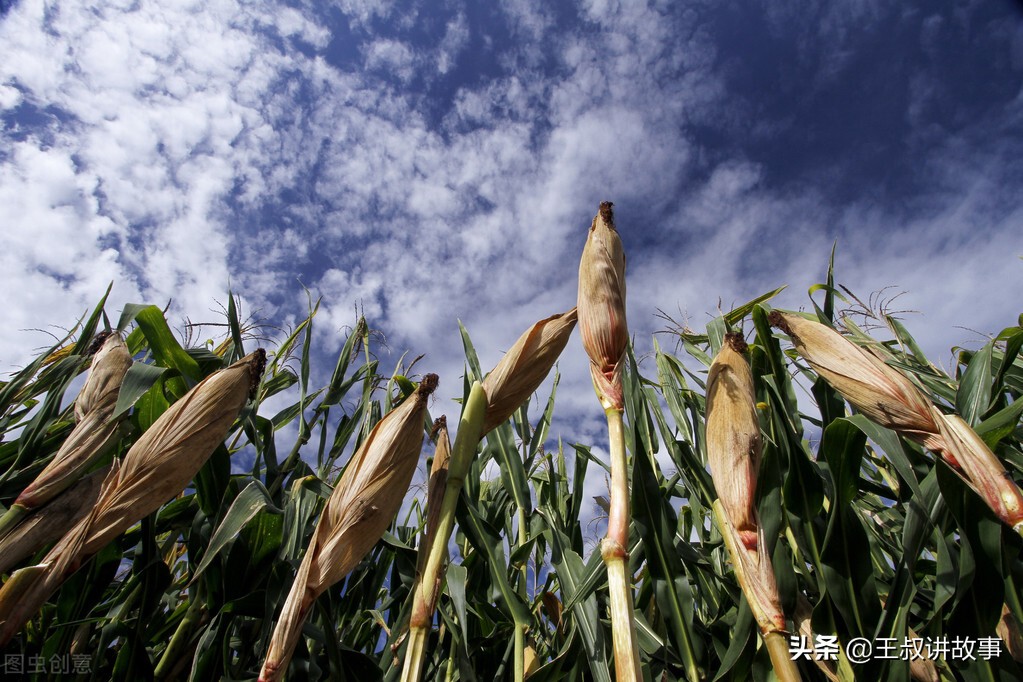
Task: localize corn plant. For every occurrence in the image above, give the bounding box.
[0,242,1021,682]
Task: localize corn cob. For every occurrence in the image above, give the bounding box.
[0,332,131,540]
[578,201,641,681]
[0,349,265,645]
[707,333,799,681]
[260,374,436,682]
[770,310,1023,534]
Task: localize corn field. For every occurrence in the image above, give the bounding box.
[1,208,1022,682]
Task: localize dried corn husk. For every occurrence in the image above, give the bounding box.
[481,309,577,433]
[770,310,1023,534]
[523,644,539,678]
[76,332,132,418]
[411,417,451,627]
[0,466,108,575]
[768,311,938,446]
[706,333,761,549]
[998,603,1023,663]
[0,350,265,645]
[793,595,841,682]
[713,502,785,635]
[934,408,1023,531]
[578,201,628,411]
[75,349,263,549]
[402,418,451,682]
[907,626,939,682]
[10,333,132,513]
[260,374,437,682]
[706,335,800,681]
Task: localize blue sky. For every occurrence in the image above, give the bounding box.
[1,0,1022,487]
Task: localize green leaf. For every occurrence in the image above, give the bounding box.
[457,497,532,626]
[458,320,484,383]
[957,341,994,425]
[133,375,172,432]
[193,443,231,517]
[447,562,469,632]
[226,291,245,362]
[993,328,1023,396]
[846,415,924,501]
[975,398,1023,449]
[631,423,702,681]
[132,305,203,382]
[886,315,934,368]
[819,419,882,640]
[673,287,786,345]
[487,423,532,518]
[541,516,611,682]
[712,600,753,681]
[191,480,282,581]
[113,362,169,418]
[323,319,368,406]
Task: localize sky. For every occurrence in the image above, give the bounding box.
[2,0,1023,505]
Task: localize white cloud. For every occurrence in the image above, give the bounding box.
[363,38,417,83]
[331,0,401,29]
[0,0,1020,492]
[0,82,21,109]
[499,0,552,46]
[436,12,469,75]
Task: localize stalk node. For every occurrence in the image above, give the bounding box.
[600,537,628,562]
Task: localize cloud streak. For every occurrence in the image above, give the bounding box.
[0,0,1020,461]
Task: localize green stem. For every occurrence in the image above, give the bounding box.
[601,408,642,681]
[514,626,525,682]
[155,587,205,680]
[401,383,487,682]
[400,626,428,682]
[445,634,457,682]
[764,631,802,682]
[515,502,528,681]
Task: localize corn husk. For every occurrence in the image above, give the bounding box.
[714,503,784,636]
[792,595,841,682]
[0,349,265,645]
[706,335,800,681]
[0,466,108,575]
[714,504,800,682]
[934,408,1023,531]
[481,309,577,433]
[411,417,451,626]
[998,603,1023,663]
[770,310,1023,534]
[768,311,939,446]
[76,332,132,419]
[260,374,437,682]
[706,333,761,549]
[402,420,451,682]
[523,644,539,678]
[8,333,132,514]
[578,202,642,679]
[907,625,939,682]
[400,385,486,682]
[578,201,628,411]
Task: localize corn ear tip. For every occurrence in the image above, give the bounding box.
[723,332,747,354]
[247,348,268,398]
[86,331,115,356]
[429,415,447,441]
[419,373,439,397]
[766,310,789,333]
[598,200,615,227]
